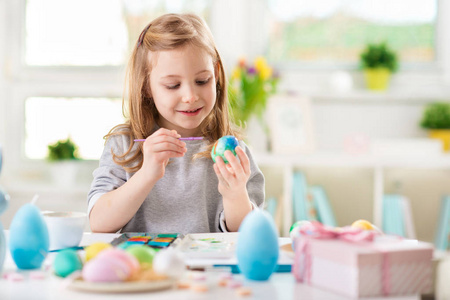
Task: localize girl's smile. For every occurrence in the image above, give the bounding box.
[177,107,203,116]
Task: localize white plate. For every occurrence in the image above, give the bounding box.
[67,278,176,293]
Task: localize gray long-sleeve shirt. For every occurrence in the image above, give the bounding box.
[87,134,265,234]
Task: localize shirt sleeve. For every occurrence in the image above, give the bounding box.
[87,135,129,217]
[218,141,265,232]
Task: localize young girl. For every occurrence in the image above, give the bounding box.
[88,13,264,234]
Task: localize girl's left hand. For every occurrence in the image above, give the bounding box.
[213,146,251,200]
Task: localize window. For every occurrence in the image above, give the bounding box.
[266,0,438,66]
[21,0,212,161]
[25,0,211,66]
[25,97,123,160]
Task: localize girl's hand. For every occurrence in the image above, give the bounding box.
[140,128,187,182]
[213,146,251,201]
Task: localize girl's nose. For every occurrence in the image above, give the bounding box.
[181,85,198,103]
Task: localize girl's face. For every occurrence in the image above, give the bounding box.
[149,44,217,137]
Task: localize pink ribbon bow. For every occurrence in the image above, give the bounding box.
[298,221,379,242]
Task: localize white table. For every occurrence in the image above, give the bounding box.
[0,232,420,300]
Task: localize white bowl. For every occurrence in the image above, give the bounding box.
[42,211,86,251]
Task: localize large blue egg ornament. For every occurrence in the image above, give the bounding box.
[9,204,49,269]
[0,145,9,272]
[211,135,239,164]
[237,209,279,281]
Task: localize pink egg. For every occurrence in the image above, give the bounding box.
[82,255,131,282]
[97,248,140,273]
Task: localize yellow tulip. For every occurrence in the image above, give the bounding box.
[254,56,267,72]
[231,67,241,80]
[254,56,272,80]
[260,66,272,80]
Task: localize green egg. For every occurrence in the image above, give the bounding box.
[53,249,83,278]
[125,245,156,268]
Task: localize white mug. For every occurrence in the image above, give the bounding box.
[42,211,86,251]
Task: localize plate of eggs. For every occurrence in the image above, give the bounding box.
[53,242,186,293]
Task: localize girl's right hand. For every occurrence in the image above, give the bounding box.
[140,128,187,182]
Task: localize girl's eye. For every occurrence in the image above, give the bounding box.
[196,78,210,85]
[166,84,180,90]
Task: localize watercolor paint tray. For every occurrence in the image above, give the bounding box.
[110,232,182,250]
[175,232,238,259]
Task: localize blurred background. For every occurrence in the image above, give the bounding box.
[1,0,450,243]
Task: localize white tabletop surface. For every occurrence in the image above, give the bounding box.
[0,232,420,300]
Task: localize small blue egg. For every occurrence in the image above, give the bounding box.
[9,204,49,269]
[237,209,279,281]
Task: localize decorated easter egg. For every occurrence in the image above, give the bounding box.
[53,249,83,278]
[289,220,313,250]
[351,219,374,230]
[125,245,156,269]
[153,248,186,278]
[211,135,239,164]
[82,255,131,282]
[85,242,112,261]
[97,248,140,273]
[237,209,279,281]
[9,204,49,269]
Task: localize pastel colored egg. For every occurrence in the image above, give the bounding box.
[9,204,49,269]
[85,242,112,261]
[125,245,156,269]
[97,248,140,273]
[53,249,83,278]
[237,209,279,281]
[152,248,186,278]
[211,135,239,164]
[351,219,374,230]
[289,220,312,239]
[82,255,131,282]
[289,220,312,250]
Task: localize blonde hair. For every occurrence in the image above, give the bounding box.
[106,13,241,173]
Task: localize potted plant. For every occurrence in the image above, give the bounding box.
[47,137,81,186]
[360,42,398,91]
[420,102,450,152]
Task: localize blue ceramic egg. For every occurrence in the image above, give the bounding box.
[9,204,49,269]
[211,135,239,164]
[236,209,279,281]
[0,145,9,272]
[0,187,9,272]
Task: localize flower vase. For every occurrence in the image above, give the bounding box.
[245,116,271,153]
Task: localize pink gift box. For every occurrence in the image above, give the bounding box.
[293,235,433,298]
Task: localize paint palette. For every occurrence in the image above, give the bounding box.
[176,233,238,259]
[110,233,182,250]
